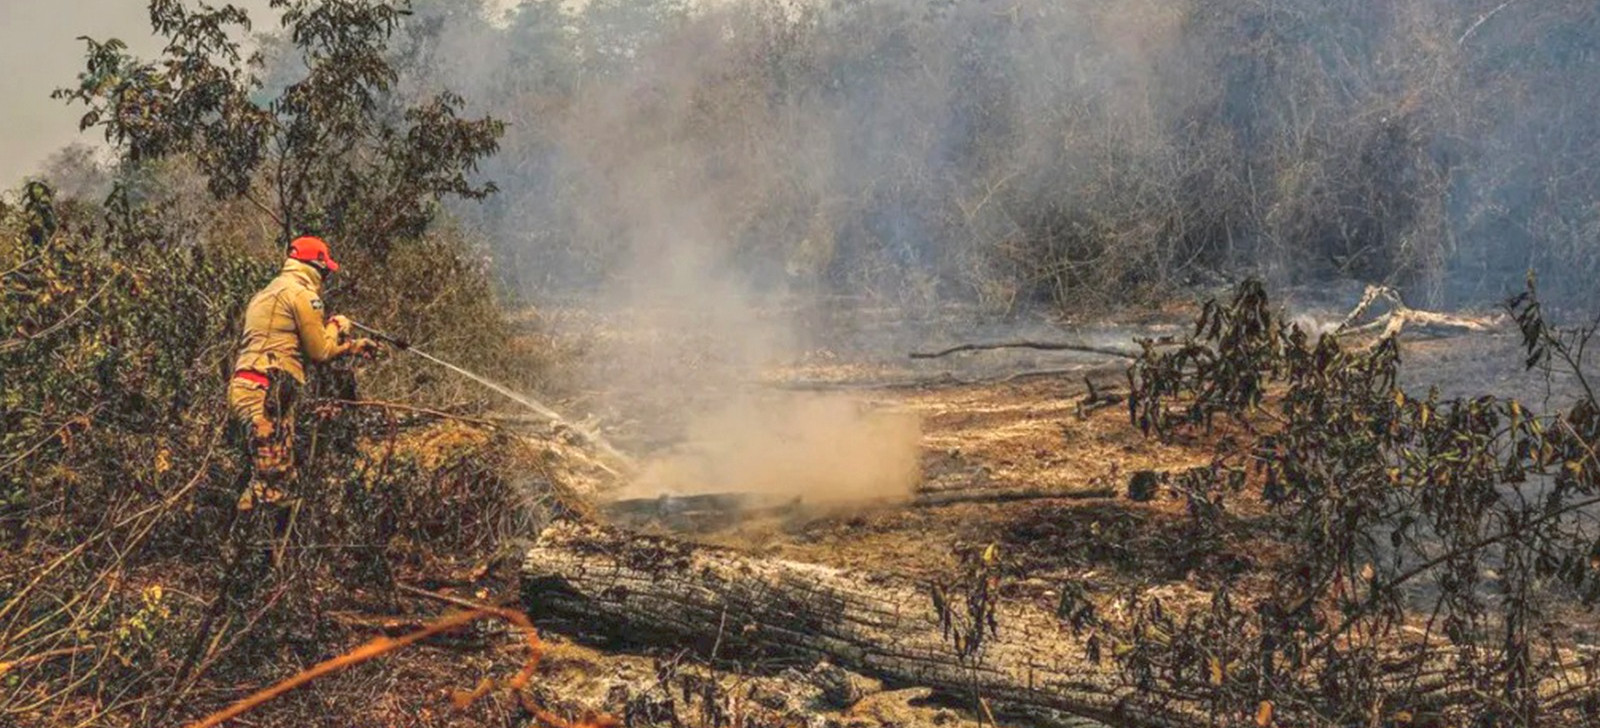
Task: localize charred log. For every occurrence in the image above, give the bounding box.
[522,522,1208,728]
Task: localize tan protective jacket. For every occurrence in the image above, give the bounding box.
[233,259,351,383]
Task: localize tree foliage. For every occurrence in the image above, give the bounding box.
[55,0,504,258]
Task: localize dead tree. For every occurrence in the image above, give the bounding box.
[522,522,1210,728]
[1334,285,1505,338]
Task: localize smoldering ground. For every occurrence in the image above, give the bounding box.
[622,394,922,505]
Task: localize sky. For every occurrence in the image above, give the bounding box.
[0,0,536,186]
[0,0,274,186]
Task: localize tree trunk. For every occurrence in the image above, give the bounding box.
[522,522,1208,728]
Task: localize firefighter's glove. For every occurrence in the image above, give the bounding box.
[349,337,384,360]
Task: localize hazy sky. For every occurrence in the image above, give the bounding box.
[0,0,273,185]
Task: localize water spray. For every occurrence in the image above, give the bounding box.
[347,320,636,475]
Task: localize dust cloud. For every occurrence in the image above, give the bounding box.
[623,394,922,506]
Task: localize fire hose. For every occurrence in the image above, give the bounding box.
[347,320,636,474]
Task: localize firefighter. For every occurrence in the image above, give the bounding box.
[228,235,381,510]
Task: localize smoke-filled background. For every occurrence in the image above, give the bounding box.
[340,0,1600,313]
[16,0,1600,310]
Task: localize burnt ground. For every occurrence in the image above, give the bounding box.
[577,292,1572,588]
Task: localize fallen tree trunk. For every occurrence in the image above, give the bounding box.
[522,522,1209,728]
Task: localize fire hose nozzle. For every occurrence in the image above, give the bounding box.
[347,320,411,350]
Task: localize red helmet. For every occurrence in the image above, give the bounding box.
[287,236,341,273]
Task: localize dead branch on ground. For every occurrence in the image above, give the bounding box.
[911,486,1117,508]
[185,606,607,728]
[763,364,1130,392]
[1333,285,1505,338]
[911,341,1139,360]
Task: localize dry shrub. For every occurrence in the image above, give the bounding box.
[1112,280,1600,725]
[0,179,557,727]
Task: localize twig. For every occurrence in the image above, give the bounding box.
[1,254,41,279]
[239,190,284,229]
[397,582,512,611]
[984,367,1119,386]
[4,640,117,717]
[0,274,120,355]
[0,645,96,676]
[186,607,550,728]
[0,541,95,632]
[911,341,1137,360]
[978,696,1000,727]
[0,407,101,474]
[762,364,1129,392]
[1459,0,1526,46]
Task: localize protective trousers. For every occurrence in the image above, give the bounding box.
[226,372,299,510]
